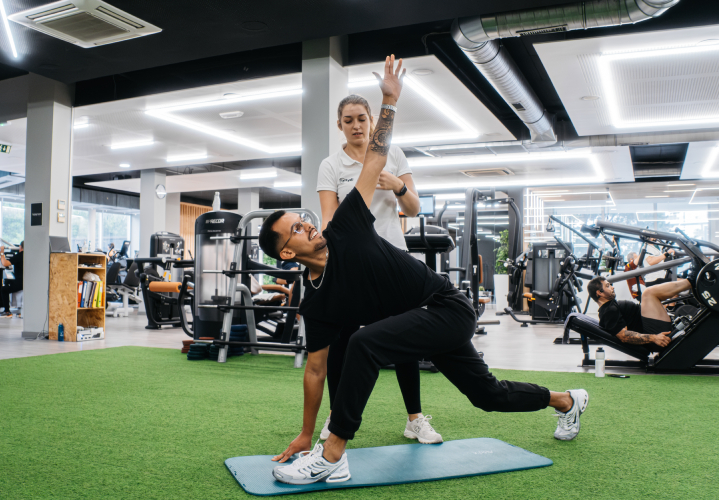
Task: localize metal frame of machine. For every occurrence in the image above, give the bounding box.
[199,209,319,368]
[565,219,719,374]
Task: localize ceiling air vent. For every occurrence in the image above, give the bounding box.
[9,0,161,48]
[511,102,526,112]
[461,168,514,177]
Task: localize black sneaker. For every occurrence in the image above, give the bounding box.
[0,313,13,318]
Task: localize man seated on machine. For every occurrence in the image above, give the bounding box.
[587,276,690,351]
[260,56,589,486]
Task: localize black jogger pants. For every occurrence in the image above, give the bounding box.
[327,325,422,415]
[327,289,551,440]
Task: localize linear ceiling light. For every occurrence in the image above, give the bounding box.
[408,150,597,169]
[240,172,277,180]
[0,0,17,58]
[434,193,466,200]
[689,187,719,205]
[701,146,719,178]
[166,153,207,163]
[667,183,695,186]
[646,195,669,198]
[348,75,479,144]
[110,139,154,150]
[146,88,302,154]
[599,45,719,129]
[274,181,302,188]
[663,189,696,193]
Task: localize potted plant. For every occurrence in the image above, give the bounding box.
[493,230,510,310]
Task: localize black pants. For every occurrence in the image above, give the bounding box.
[328,289,551,440]
[327,325,421,415]
[0,282,21,313]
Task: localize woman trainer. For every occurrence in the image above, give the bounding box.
[314,94,441,444]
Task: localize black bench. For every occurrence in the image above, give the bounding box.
[563,313,649,368]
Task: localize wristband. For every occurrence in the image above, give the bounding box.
[395,183,408,197]
[381,103,397,113]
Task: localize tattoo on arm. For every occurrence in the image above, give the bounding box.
[617,330,653,344]
[369,108,395,156]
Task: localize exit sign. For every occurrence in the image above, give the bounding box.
[0,144,11,154]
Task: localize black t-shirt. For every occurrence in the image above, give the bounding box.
[598,299,643,336]
[8,252,23,286]
[299,188,453,352]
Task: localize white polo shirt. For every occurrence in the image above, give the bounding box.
[317,145,412,250]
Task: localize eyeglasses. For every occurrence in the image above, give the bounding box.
[279,213,311,254]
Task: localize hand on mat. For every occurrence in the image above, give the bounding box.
[272,432,312,463]
[372,54,406,104]
[376,171,403,192]
[653,332,672,348]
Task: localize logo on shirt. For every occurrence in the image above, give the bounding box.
[339,177,354,183]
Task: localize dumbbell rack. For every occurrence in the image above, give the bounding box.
[199,209,318,368]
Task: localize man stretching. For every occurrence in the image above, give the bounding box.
[588,276,690,351]
[259,56,589,486]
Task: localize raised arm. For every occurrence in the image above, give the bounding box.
[355,55,406,208]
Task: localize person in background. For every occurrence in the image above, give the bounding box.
[311,93,439,446]
[627,243,675,289]
[0,241,23,318]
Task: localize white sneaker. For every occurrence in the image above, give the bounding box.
[320,414,331,440]
[272,442,351,485]
[554,389,589,441]
[403,414,443,444]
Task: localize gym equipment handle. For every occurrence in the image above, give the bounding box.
[606,257,691,284]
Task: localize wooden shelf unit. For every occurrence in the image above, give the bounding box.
[49,253,106,342]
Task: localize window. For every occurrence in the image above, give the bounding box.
[96,212,131,253]
[1,200,24,245]
[72,209,89,252]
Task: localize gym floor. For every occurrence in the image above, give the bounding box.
[2,304,718,371]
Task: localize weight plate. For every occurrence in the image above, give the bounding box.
[695,260,719,313]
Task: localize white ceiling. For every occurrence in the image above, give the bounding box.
[409,147,634,191]
[0,55,515,190]
[87,167,301,195]
[681,141,719,180]
[535,24,719,136]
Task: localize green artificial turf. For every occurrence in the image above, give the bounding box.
[1,347,717,499]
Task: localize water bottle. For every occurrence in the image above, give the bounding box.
[212,191,221,211]
[595,347,605,377]
[58,324,64,342]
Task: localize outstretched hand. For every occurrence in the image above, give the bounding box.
[271,432,312,463]
[372,55,406,104]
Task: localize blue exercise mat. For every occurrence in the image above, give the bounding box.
[225,438,552,496]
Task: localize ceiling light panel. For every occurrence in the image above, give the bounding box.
[0,0,18,58]
[598,45,719,130]
[346,55,513,145]
[146,88,303,154]
[110,139,154,149]
[535,25,719,136]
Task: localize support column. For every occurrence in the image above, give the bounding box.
[238,188,260,235]
[165,193,181,235]
[139,169,166,257]
[23,74,74,338]
[88,208,96,250]
[301,36,348,220]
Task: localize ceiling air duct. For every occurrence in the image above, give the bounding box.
[451,0,681,146]
[9,0,161,48]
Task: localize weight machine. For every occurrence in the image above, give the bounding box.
[565,220,719,373]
